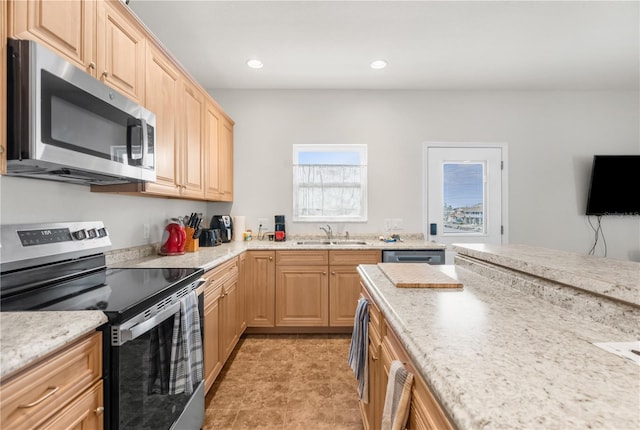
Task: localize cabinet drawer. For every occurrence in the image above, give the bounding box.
[329,250,381,265]
[205,257,238,287]
[276,250,328,265]
[1,332,102,429]
[37,380,104,430]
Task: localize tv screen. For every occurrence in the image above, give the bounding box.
[586,155,640,216]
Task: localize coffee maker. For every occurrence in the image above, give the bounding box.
[274,215,286,242]
[210,215,233,243]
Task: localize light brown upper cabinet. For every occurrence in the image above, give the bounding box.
[6,0,234,202]
[96,0,145,103]
[9,0,97,75]
[140,42,181,196]
[179,80,205,199]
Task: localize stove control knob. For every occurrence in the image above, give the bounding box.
[97,227,108,238]
[73,229,87,240]
[87,228,98,239]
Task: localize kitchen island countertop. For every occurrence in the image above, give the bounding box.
[358,244,640,429]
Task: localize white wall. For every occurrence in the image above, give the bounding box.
[210,89,640,261]
[0,176,231,250]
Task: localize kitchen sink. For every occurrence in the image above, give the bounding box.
[330,240,369,245]
[294,240,369,246]
[295,240,332,245]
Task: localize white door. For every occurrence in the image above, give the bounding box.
[425,144,507,248]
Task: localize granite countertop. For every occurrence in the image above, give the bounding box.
[358,257,639,428]
[108,238,446,270]
[453,243,640,306]
[0,311,108,380]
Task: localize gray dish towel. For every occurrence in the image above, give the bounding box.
[348,297,369,403]
[169,291,203,395]
[381,360,414,430]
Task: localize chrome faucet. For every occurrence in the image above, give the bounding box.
[320,225,333,240]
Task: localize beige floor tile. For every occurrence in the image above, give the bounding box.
[203,334,363,429]
[233,408,285,430]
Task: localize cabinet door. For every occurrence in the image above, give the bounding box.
[143,43,180,196]
[237,253,247,332]
[276,265,329,326]
[97,0,145,102]
[180,80,205,199]
[204,101,222,200]
[9,0,96,75]
[204,283,222,393]
[219,117,234,201]
[329,265,362,327]
[359,337,381,430]
[246,251,276,327]
[37,380,104,430]
[220,278,239,361]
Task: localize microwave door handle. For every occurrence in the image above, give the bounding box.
[126,118,143,162]
[140,118,149,167]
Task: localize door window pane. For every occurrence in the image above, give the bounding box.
[443,163,485,234]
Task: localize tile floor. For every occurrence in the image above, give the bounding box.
[203,334,364,430]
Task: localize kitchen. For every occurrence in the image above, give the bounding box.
[1,1,639,429]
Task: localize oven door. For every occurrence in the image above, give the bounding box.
[109,291,204,430]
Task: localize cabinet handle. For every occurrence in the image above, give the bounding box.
[102,71,109,78]
[95,406,105,416]
[18,386,59,408]
[88,61,96,70]
[269,257,273,261]
[322,271,327,275]
[331,271,336,275]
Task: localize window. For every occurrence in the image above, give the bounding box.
[293,144,367,222]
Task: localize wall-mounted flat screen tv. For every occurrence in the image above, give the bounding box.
[586,155,640,216]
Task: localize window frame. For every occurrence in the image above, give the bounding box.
[292,144,368,223]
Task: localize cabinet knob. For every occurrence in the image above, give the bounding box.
[322,271,327,275]
[95,406,105,416]
[102,71,109,78]
[331,271,336,275]
[269,256,273,261]
[88,61,96,70]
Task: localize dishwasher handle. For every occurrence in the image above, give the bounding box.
[396,255,434,263]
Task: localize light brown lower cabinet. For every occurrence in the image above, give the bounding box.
[203,256,245,393]
[245,250,276,327]
[0,332,103,429]
[360,284,454,430]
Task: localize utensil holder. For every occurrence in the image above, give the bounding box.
[184,227,199,252]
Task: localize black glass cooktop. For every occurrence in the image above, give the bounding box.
[0,267,203,323]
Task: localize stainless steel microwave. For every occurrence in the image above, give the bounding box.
[6,39,156,185]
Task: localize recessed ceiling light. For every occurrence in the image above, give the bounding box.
[370,60,388,69]
[247,59,264,69]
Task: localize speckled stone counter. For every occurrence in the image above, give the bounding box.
[0,311,107,380]
[108,239,445,270]
[358,249,640,429]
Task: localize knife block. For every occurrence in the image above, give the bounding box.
[184,227,199,252]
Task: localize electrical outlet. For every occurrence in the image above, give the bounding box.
[257,218,268,230]
[384,218,392,231]
[391,218,403,230]
[143,223,150,239]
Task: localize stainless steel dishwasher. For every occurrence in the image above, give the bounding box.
[381,249,445,264]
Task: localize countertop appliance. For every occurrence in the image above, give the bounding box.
[6,39,156,185]
[381,249,445,265]
[160,220,186,255]
[274,215,286,242]
[0,222,205,430]
[210,215,232,243]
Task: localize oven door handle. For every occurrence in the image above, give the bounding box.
[114,301,181,346]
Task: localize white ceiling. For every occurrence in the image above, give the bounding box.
[128,0,640,91]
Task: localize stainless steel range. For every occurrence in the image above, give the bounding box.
[0,221,205,430]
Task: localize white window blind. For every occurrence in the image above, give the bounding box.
[293,144,367,222]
